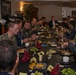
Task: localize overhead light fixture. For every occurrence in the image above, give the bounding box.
[20,1,24,12]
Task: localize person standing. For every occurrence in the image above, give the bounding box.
[0,40,19,75]
[0,19,20,49]
[49,16,59,29]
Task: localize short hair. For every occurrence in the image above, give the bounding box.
[41,17,46,19]
[31,18,37,21]
[38,19,42,21]
[7,19,21,28]
[24,20,30,24]
[0,40,17,72]
[62,17,68,20]
[68,20,76,27]
[51,16,54,19]
[23,20,30,26]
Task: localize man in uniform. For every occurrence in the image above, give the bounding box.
[0,19,20,49]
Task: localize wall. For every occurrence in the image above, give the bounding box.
[0,0,20,19]
[0,1,63,20]
[0,0,76,20]
[0,0,1,19]
[7,0,20,16]
[34,4,62,21]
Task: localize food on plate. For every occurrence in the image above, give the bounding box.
[30,57,37,63]
[29,62,36,70]
[34,71,43,75]
[60,50,73,55]
[62,68,76,75]
[29,62,45,70]
[41,35,45,38]
[38,40,42,44]
[47,41,51,44]
[46,49,56,55]
[49,49,57,53]
[48,42,57,46]
[30,47,38,52]
[38,51,45,55]
[35,63,44,68]
[51,44,57,47]
[17,49,24,53]
[47,65,54,72]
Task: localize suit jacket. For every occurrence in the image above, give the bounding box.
[64,27,76,40]
[49,20,59,28]
[15,31,24,46]
[68,42,76,61]
[0,72,11,75]
[62,22,69,29]
[68,43,76,53]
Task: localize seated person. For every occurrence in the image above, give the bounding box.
[64,20,76,40]
[30,31,39,46]
[68,41,76,63]
[0,40,19,75]
[15,21,30,46]
[22,21,31,38]
[30,18,38,32]
[49,16,59,29]
[36,19,43,31]
[62,17,69,29]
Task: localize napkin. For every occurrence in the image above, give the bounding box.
[22,50,30,63]
[38,51,45,55]
[36,41,42,50]
[19,72,27,75]
[50,64,59,75]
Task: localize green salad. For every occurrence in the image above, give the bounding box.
[30,47,38,52]
[62,68,76,75]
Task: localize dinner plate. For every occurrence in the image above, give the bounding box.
[17,49,24,53]
[34,63,47,69]
[28,70,47,75]
[51,44,57,47]
[58,50,73,56]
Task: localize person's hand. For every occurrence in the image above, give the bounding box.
[63,42,68,46]
[23,38,29,43]
[40,25,44,29]
[32,27,36,31]
[31,34,37,41]
[36,35,39,39]
[69,40,75,44]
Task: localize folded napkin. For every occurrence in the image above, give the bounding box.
[19,72,27,75]
[50,64,60,75]
[38,51,45,55]
[36,41,42,50]
[22,50,30,63]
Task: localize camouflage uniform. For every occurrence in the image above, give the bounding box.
[21,27,31,38]
[0,33,18,49]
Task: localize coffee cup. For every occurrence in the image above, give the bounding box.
[25,42,29,47]
[63,56,69,62]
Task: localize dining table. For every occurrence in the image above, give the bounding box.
[17,27,76,75]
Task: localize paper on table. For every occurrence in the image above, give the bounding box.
[38,51,44,55]
[47,65,54,72]
[19,72,27,75]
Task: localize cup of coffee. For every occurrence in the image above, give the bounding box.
[63,56,69,62]
[25,42,29,47]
